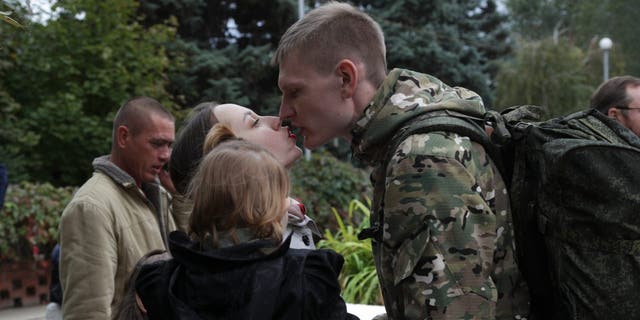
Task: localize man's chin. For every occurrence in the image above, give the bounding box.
[144,173,159,184]
[302,135,327,150]
[302,141,320,150]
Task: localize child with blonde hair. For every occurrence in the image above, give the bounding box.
[131,134,356,320]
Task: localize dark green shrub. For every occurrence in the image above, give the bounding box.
[0,182,76,262]
[289,151,372,231]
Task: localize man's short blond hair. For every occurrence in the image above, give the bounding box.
[272,1,387,87]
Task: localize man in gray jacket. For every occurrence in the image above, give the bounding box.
[59,96,176,319]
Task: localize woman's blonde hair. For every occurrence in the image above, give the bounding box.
[187,124,290,245]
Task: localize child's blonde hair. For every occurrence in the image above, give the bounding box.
[187,124,290,245]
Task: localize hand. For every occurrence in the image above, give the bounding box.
[287,197,306,220]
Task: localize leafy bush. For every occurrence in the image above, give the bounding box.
[0,182,76,262]
[318,199,382,305]
[290,151,372,231]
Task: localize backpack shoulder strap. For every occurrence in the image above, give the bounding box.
[358,110,494,241]
[386,110,494,165]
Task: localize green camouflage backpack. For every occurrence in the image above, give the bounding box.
[370,106,640,320]
[491,107,640,320]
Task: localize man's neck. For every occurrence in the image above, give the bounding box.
[108,152,142,188]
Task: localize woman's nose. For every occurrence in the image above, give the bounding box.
[264,116,282,130]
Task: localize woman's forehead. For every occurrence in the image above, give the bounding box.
[212,104,254,124]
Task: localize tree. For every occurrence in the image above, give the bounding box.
[0,1,37,182]
[356,0,512,108]
[506,0,640,77]
[138,0,297,116]
[494,38,594,119]
[505,0,574,41]
[0,0,176,185]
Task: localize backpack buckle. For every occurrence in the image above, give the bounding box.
[486,111,511,145]
[358,224,382,241]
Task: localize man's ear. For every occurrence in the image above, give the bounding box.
[607,107,623,121]
[336,59,358,99]
[115,125,130,148]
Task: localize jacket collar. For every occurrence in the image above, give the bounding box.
[168,231,292,272]
[351,68,486,165]
[92,155,138,188]
[92,154,164,193]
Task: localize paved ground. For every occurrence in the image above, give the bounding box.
[347,303,386,319]
[0,303,384,320]
[0,304,46,320]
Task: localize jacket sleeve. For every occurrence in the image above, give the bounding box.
[59,200,118,319]
[379,132,499,319]
[303,249,354,320]
[170,193,191,233]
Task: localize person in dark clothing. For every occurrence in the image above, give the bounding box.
[45,244,63,320]
[130,135,356,320]
[50,244,63,304]
[0,163,7,210]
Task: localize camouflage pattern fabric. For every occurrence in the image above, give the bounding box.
[351,69,529,320]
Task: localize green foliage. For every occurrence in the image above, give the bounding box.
[0,89,38,182]
[318,199,382,305]
[495,38,595,119]
[570,0,640,77]
[359,0,511,107]
[289,151,372,230]
[506,0,639,76]
[138,0,296,115]
[0,182,76,262]
[0,9,23,28]
[0,0,178,185]
[505,0,574,40]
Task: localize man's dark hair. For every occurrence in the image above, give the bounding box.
[112,96,174,142]
[590,76,640,114]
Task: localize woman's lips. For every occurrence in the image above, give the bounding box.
[287,127,296,140]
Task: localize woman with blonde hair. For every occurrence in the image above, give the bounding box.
[133,136,356,319]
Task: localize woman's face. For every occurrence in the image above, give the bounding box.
[213,104,302,168]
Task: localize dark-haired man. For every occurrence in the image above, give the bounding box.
[591,75,640,136]
[59,96,176,319]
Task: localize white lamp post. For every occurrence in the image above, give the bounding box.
[599,37,613,81]
[298,0,304,20]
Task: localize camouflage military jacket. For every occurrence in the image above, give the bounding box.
[351,69,529,319]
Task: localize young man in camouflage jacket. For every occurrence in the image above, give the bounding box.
[273,2,529,319]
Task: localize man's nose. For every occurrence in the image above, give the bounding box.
[279,100,294,120]
[159,146,171,161]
